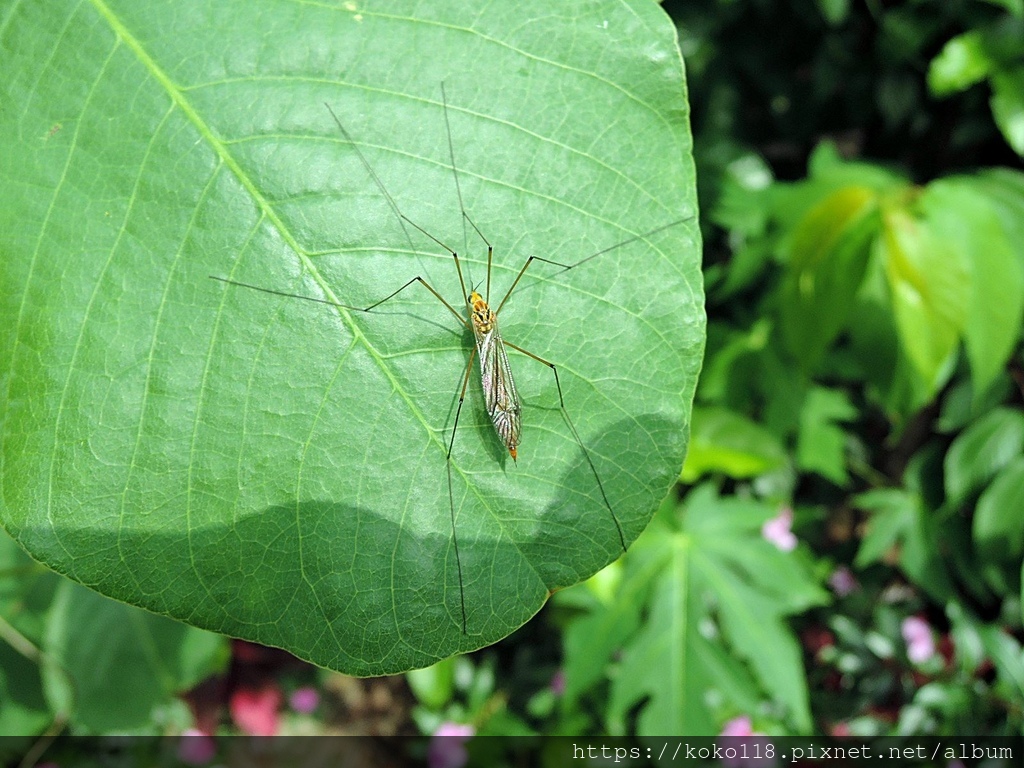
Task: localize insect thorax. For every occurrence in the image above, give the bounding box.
[469,291,495,334]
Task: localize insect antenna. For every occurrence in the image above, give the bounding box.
[441,82,493,304]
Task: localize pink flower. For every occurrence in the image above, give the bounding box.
[718,717,775,766]
[762,508,797,551]
[828,567,858,596]
[177,729,216,765]
[902,616,936,664]
[720,715,754,737]
[428,722,475,768]
[550,669,566,697]
[289,686,320,714]
[230,685,282,736]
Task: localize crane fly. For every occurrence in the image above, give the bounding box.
[212,85,693,634]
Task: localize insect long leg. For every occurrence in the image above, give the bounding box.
[503,341,627,553]
[212,272,476,635]
[447,347,477,635]
[210,275,468,328]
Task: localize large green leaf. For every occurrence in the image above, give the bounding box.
[0,1,703,673]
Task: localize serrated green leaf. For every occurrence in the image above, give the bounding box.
[608,486,823,735]
[704,532,828,615]
[558,498,671,710]
[854,489,916,567]
[693,550,812,730]
[560,551,655,709]
[689,630,764,720]
[684,483,776,534]
[928,31,994,97]
[683,491,822,611]
[606,533,713,735]
[796,387,856,485]
[682,407,787,482]
[0,0,703,674]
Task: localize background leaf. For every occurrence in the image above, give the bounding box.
[879,207,969,395]
[927,31,993,96]
[0,534,55,737]
[974,457,1024,552]
[681,406,787,482]
[944,407,1024,504]
[1,0,703,675]
[991,67,1024,155]
[919,180,1023,394]
[41,580,225,734]
[795,386,856,485]
[779,185,879,366]
[855,488,956,604]
[972,456,1024,593]
[606,487,826,735]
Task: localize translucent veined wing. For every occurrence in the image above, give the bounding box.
[474,310,522,460]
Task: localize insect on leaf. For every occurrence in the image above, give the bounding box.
[1,0,704,674]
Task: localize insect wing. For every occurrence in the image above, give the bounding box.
[476,324,522,456]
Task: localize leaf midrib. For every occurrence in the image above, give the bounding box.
[86,0,447,463]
